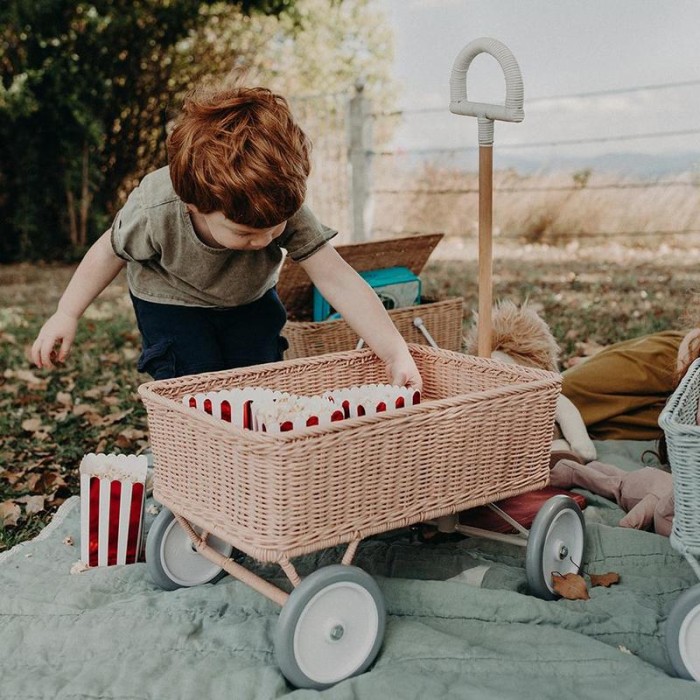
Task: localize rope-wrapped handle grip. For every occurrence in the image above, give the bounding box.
[450,37,524,144]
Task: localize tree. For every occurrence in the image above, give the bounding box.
[0,0,395,261]
[0,0,296,262]
[182,0,394,105]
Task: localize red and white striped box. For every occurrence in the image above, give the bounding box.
[324,384,421,418]
[183,387,286,428]
[79,453,148,567]
[250,394,345,433]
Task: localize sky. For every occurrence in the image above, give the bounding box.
[380,0,700,172]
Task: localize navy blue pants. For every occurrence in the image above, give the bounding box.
[131,289,288,380]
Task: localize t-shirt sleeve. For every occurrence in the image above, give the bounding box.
[276,204,338,261]
[110,186,158,262]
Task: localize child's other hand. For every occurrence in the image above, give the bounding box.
[386,352,423,391]
[31,310,78,369]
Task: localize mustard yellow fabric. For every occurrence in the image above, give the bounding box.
[561,331,686,440]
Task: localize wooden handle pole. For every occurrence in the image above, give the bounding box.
[477,144,493,358]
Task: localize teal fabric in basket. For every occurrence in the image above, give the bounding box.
[1,440,699,700]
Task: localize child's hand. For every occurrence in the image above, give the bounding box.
[31,310,78,369]
[386,352,423,391]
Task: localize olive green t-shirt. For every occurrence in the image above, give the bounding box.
[111,166,337,307]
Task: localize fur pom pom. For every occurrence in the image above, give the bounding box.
[464,300,560,372]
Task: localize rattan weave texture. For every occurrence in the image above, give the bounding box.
[139,345,560,562]
[283,297,464,358]
[660,357,700,556]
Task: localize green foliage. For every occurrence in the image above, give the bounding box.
[0,0,299,262]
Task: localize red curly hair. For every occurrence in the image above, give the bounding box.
[167,86,311,227]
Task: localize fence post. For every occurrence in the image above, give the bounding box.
[347,79,372,242]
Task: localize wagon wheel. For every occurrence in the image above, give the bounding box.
[274,565,386,689]
[665,583,700,681]
[146,507,233,591]
[525,495,585,600]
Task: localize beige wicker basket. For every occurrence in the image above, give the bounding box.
[276,233,464,357]
[139,344,560,563]
[283,297,463,359]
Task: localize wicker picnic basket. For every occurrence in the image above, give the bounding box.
[276,233,464,358]
[139,344,560,563]
[659,357,700,557]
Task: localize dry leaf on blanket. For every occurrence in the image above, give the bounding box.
[552,572,590,600]
[70,561,89,575]
[590,572,621,588]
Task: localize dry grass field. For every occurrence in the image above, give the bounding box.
[372,165,700,244]
[2,168,700,550]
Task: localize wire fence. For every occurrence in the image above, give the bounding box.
[289,79,700,245]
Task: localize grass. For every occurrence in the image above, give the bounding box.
[2,232,700,552]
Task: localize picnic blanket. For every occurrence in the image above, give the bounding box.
[2,440,699,699]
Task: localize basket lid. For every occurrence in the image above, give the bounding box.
[278,232,444,320]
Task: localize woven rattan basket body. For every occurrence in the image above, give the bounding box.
[139,345,560,562]
[283,297,463,358]
[660,357,700,557]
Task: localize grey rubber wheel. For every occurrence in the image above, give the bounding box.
[274,565,386,689]
[146,507,233,591]
[665,583,700,681]
[526,495,585,600]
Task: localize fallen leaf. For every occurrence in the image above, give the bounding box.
[551,572,590,600]
[100,408,134,426]
[590,572,621,588]
[1,470,23,486]
[575,340,607,358]
[34,472,67,494]
[20,417,44,432]
[55,391,73,407]
[9,368,46,385]
[0,331,18,344]
[72,404,99,416]
[17,495,45,514]
[70,561,89,575]
[0,501,21,527]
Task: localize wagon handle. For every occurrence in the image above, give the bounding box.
[449,37,524,145]
[450,38,524,357]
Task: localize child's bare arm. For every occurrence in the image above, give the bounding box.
[299,244,422,389]
[31,230,126,369]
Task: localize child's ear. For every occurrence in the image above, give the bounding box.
[185,203,199,214]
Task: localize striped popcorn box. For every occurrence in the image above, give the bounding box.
[79,453,148,567]
[183,387,287,428]
[251,395,345,433]
[325,384,421,418]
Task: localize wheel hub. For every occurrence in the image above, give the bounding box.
[329,624,345,641]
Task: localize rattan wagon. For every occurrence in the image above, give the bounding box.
[659,357,700,683]
[140,344,586,688]
[140,38,587,690]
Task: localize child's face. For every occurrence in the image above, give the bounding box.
[189,207,287,250]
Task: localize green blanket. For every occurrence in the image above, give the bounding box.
[2,441,699,699]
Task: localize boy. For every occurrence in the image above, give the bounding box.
[31,86,422,390]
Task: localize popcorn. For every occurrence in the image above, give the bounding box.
[183,384,420,433]
[324,384,421,418]
[79,453,148,567]
[251,394,345,433]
